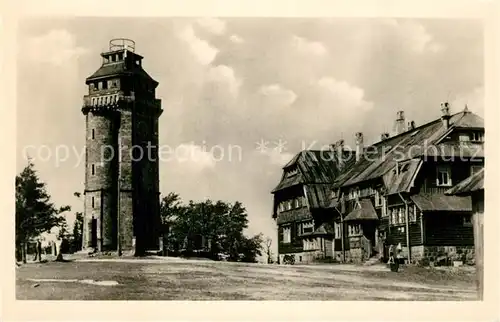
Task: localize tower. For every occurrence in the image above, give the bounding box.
[81,39,163,255]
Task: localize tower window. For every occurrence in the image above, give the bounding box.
[92,197,95,208]
[98,82,103,90]
[91,164,95,175]
[92,129,95,140]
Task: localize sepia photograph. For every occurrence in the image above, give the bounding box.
[11,10,490,307]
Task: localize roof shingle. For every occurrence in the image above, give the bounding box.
[334,111,484,189]
[411,193,472,212]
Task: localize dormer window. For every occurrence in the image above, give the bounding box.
[285,167,298,177]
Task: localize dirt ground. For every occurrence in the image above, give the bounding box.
[15,256,478,300]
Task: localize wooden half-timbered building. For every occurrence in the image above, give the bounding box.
[330,104,484,264]
[271,148,355,263]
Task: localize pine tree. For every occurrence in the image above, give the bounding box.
[15,160,71,263]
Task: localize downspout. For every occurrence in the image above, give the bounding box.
[398,192,411,263]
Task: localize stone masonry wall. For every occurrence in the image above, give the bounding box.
[84,111,117,251]
[118,108,134,251]
[408,245,475,265]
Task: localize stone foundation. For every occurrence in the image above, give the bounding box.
[407,245,475,265]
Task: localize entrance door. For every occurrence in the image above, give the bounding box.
[362,223,377,257]
[91,218,98,248]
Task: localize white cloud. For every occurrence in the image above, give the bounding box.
[258,84,297,106]
[258,149,294,166]
[292,35,327,56]
[168,143,216,172]
[317,77,368,107]
[178,25,219,65]
[22,29,88,66]
[385,20,444,54]
[196,18,227,35]
[230,34,244,43]
[207,65,242,97]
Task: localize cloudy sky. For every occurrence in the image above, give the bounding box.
[16,17,484,242]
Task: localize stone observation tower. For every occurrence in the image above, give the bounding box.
[81,39,163,255]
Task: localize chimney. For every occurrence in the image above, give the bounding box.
[333,139,345,170]
[440,102,451,129]
[407,120,416,131]
[355,132,364,162]
[380,132,390,141]
[394,110,406,135]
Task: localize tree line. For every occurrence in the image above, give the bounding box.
[16,160,272,263]
[160,192,267,263]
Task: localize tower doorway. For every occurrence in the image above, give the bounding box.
[91,218,98,248]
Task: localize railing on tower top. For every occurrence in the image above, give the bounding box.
[109,38,136,52]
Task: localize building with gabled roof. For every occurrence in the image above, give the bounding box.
[271,149,355,263]
[330,103,484,264]
[272,102,484,265]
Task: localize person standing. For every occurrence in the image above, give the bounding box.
[32,239,39,262]
[388,244,399,272]
[37,239,42,262]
